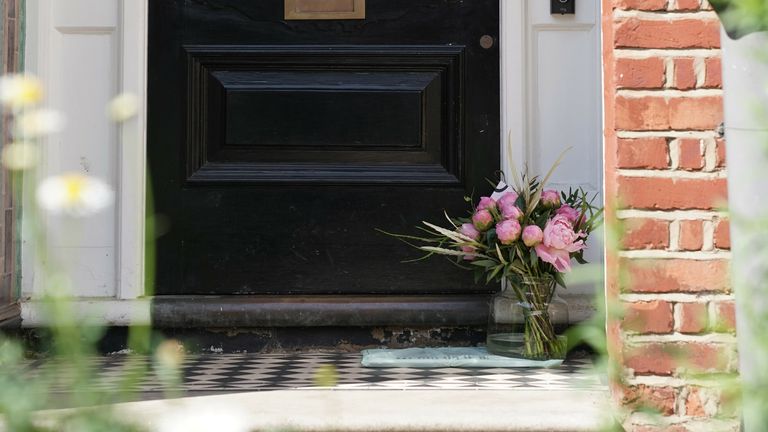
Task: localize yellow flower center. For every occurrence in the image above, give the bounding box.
[17,81,43,106]
[62,175,87,204]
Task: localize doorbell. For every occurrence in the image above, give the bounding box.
[551,0,575,15]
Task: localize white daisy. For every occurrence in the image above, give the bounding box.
[15,109,65,138]
[36,173,114,217]
[0,74,43,108]
[2,142,39,170]
[107,93,139,122]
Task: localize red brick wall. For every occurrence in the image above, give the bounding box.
[602,1,738,429]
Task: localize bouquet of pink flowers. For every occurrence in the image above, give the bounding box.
[386,154,603,359]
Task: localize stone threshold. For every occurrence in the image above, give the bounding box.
[36,389,611,432]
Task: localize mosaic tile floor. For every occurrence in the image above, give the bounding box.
[27,351,605,393]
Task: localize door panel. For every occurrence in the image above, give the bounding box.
[148,0,500,295]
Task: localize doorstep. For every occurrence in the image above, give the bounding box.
[51,389,610,432]
[27,351,611,431]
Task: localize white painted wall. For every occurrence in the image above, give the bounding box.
[503,1,603,319]
[21,1,601,325]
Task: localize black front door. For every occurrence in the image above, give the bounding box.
[148,0,500,296]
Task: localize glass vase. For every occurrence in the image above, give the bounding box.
[486,276,568,360]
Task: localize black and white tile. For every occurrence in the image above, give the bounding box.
[26,352,605,392]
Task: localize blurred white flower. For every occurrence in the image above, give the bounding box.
[2,142,39,170]
[15,109,65,138]
[154,405,251,432]
[0,74,43,108]
[36,173,114,216]
[155,339,185,369]
[108,93,139,122]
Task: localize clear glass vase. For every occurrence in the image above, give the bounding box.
[486,276,568,360]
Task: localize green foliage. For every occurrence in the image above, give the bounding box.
[712,0,768,38]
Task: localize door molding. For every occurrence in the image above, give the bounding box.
[123,1,518,299]
[118,0,149,300]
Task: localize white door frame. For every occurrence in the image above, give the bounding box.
[120,1,526,300]
[117,0,149,300]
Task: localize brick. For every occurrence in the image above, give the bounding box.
[713,300,736,332]
[673,58,697,90]
[616,57,666,88]
[668,96,723,130]
[684,386,720,417]
[614,0,668,10]
[622,218,670,250]
[674,0,703,11]
[716,138,726,168]
[704,57,722,88]
[714,218,730,250]
[617,138,669,169]
[623,300,674,333]
[677,302,708,333]
[621,384,677,416]
[624,342,734,375]
[620,258,730,293]
[679,220,703,251]
[677,138,704,170]
[616,96,669,131]
[615,96,723,131]
[617,177,728,210]
[615,18,721,49]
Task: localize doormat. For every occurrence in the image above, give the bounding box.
[361,347,563,368]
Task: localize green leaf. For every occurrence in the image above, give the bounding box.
[554,272,567,289]
[420,246,487,259]
[470,259,498,268]
[495,244,508,264]
[529,248,538,269]
[487,264,504,283]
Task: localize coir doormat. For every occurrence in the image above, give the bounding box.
[361,347,563,368]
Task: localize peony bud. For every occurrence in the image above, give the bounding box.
[540,189,561,208]
[496,219,522,245]
[522,225,544,247]
[500,203,523,221]
[459,223,481,241]
[472,209,494,231]
[477,196,496,211]
[497,191,518,209]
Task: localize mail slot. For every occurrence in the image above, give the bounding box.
[285,0,365,20]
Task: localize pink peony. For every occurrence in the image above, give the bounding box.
[540,189,561,208]
[534,215,586,272]
[522,225,544,247]
[497,191,518,209]
[496,219,522,245]
[500,203,523,221]
[472,209,494,231]
[459,223,481,241]
[477,196,496,211]
[555,205,582,224]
